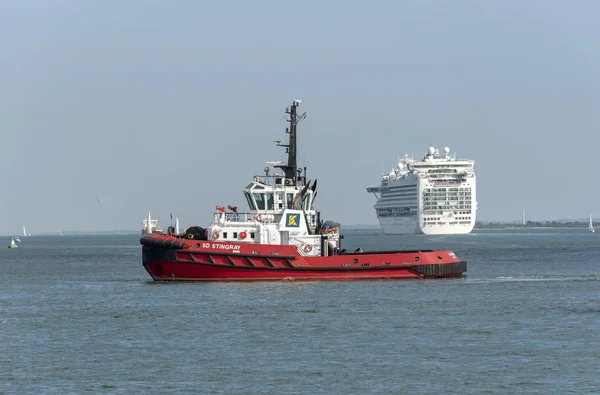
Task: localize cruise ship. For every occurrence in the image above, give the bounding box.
[367,146,476,235]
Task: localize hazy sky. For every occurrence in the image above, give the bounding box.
[2,0,599,234]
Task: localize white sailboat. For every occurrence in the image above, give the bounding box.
[23,225,27,237]
[589,215,595,233]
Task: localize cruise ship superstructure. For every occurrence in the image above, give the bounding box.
[367,146,476,235]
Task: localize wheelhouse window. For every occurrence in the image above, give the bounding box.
[286,193,294,209]
[253,193,266,210]
[266,193,274,210]
[304,195,311,210]
[244,192,255,210]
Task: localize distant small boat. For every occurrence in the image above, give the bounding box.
[141,211,163,235]
[589,214,595,233]
[14,236,21,242]
[8,238,18,248]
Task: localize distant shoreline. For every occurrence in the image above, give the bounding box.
[476,222,594,229]
[475,226,586,229]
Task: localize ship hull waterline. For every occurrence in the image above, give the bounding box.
[141,235,466,282]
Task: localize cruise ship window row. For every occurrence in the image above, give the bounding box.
[426,180,467,185]
[423,205,472,210]
[382,192,418,198]
[445,187,473,192]
[423,205,473,211]
[381,191,418,197]
[423,200,473,204]
[380,195,417,201]
[423,192,472,196]
[424,219,472,225]
[426,175,466,179]
[423,200,472,206]
[423,187,472,192]
[422,210,472,214]
[415,164,473,169]
[388,184,417,189]
[422,197,472,201]
[424,215,470,219]
[381,185,417,190]
[381,199,418,204]
[385,189,417,194]
[422,195,472,200]
[422,194,472,198]
[380,198,418,203]
[384,198,416,201]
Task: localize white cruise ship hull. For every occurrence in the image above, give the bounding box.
[419,221,475,235]
[378,217,475,235]
[378,216,420,235]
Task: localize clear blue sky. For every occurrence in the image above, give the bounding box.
[1,0,599,234]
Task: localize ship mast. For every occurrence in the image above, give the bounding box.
[276,99,305,186]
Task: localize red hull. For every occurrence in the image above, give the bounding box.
[141,234,466,282]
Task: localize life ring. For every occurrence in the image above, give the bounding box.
[212,231,220,240]
[254,215,262,222]
[240,231,247,239]
[304,245,313,253]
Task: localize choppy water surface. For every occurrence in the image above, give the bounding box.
[1,228,599,394]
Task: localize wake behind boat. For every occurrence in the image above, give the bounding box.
[140,100,466,281]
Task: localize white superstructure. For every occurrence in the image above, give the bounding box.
[182,99,343,256]
[367,146,477,235]
[142,211,163,235]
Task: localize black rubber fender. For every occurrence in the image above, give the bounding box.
[140,236,185,250]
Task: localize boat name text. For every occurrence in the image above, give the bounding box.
[201,243,242,250]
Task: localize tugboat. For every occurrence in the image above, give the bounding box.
[140,100,466,281]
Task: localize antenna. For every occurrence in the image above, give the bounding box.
[274,99,306,186]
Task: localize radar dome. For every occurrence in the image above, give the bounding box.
[428,146,435,155]
[444,147,450,154]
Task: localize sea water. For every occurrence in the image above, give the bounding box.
[1,228,598,394]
